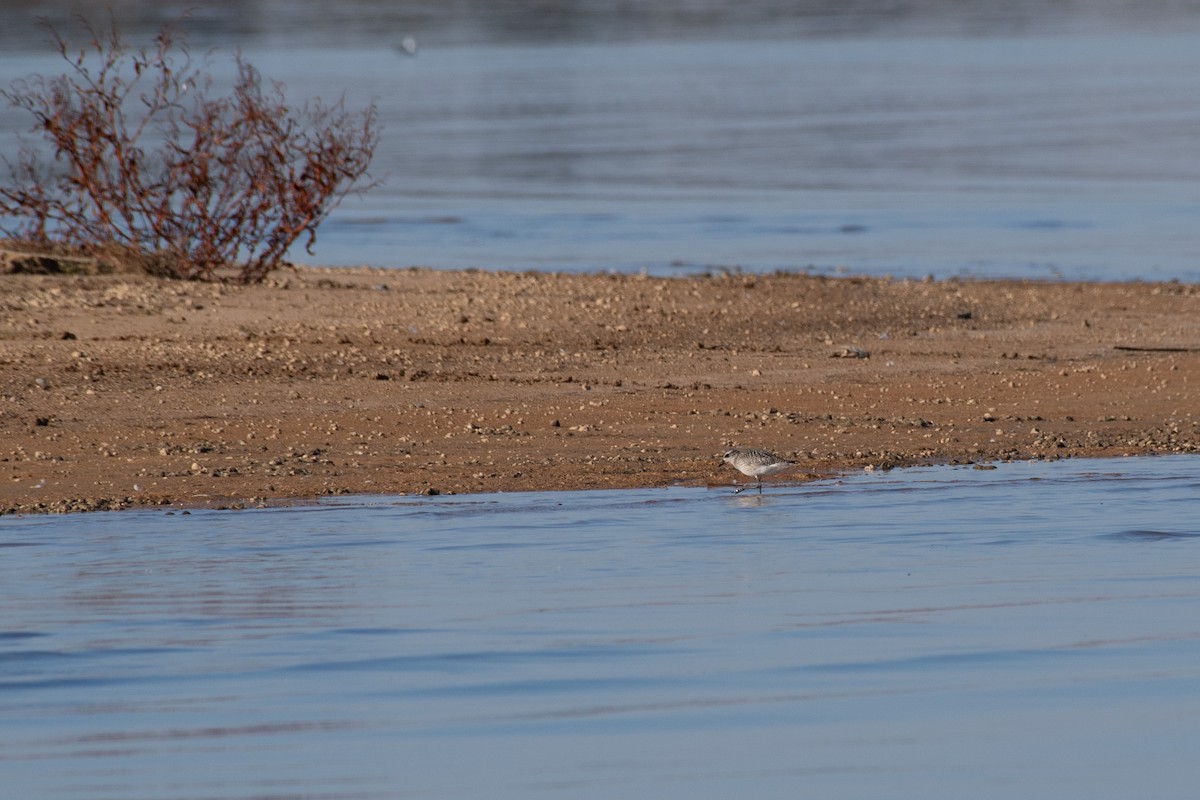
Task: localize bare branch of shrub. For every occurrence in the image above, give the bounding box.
[0,15,379,282]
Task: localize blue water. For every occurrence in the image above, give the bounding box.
[3,456,1200,799]
[307,32,1200,281]
[4,2,1200,280]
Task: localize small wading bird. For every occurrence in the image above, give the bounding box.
[721,447,794,494]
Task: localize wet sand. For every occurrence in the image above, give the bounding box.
[2,267,1198,514]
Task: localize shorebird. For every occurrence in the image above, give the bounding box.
[721,447,794,494]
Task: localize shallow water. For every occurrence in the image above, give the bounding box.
[4,2,1200,279]
[3,456,1200,799]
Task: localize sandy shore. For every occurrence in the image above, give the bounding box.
[2,266,1198,514]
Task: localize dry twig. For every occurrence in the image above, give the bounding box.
[0,15,379,282]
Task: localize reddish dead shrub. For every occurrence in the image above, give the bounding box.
[0,17,379,282]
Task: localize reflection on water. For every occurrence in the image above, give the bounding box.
[6,1,1200,49]
[3,456,1200,799]
[2,2,1200,279]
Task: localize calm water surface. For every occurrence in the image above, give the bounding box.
[3,2,1200,279]
[3,456,1200,799]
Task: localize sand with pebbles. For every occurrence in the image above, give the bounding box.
[2,266,1198,514]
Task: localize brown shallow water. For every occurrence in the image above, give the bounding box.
[1,266,1199,514]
